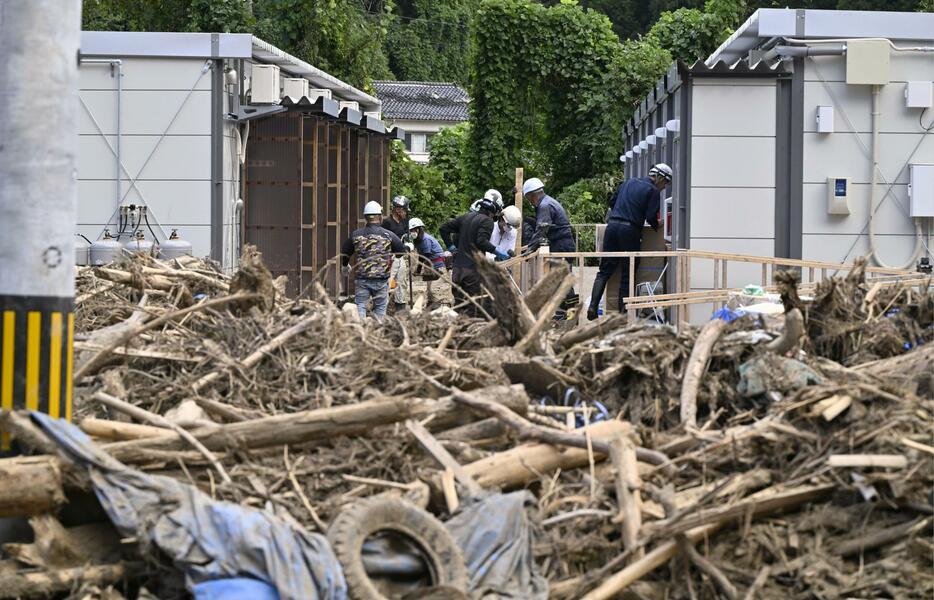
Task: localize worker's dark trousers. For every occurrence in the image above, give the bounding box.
[589,222,642,314]
[452,266,483,317]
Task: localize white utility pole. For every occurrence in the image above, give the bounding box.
[0,0,82,444]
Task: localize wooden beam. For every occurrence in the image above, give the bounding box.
[405,419,483,497]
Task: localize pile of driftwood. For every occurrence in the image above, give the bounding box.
[0,249,931,599]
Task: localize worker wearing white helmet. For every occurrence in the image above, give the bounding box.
[408,218,446,273]
[408,217,447,306]
[341,200,406,321]
[487,205,521,262]
[484,189,504,211]
[523,177,578,316]
[586,163,672,321]
[522,178,575,253]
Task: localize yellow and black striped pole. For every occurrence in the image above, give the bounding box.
[0,300,75,449]
[0,0,81,451]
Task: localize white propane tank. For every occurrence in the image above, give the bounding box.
[159,229,192,260]
[75,235,90,266]
[123,230,155,255]
[90,229,123,265]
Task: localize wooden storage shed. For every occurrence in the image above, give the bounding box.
[244,103,399,297]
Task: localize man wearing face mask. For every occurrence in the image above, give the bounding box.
[487,205,521,261]
[383,195,411,311]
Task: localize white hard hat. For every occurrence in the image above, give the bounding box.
[522,177,544,196]
[363,201,383,216]
[408,217,425,230]
[649,163,673,181]
[483,189,503,208]
[502,205,521,228]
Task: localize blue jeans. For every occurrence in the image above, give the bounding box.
[355,278,389,320]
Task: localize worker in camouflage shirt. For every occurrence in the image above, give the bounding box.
[341,201,406,321]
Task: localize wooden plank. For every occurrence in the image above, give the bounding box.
[828,454,908,469]
[721,260,728,308]
[405,419,483,497]
[610,435,643,562]
[514,167,524,257]
[80,418,173,441]
[441,467,459,513]
[627,256,636,321]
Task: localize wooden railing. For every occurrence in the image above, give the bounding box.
[503,248,924,328]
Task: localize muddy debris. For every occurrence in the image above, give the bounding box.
[0,251,931,599]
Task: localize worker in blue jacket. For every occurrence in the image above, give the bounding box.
[586,163,672,321]
[522,178,575,253]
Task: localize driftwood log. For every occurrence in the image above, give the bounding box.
[463,420,630,489]
[104,385,528,464]
[680,317,728,428]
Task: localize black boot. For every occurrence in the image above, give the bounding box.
[587,276,608,321]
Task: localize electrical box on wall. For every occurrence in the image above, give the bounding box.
[816,106,834,133]
[909,164,934,217]
[906,81,933,108]
[827,177,851,215]
[282,77,309,99]
[846,40,890,85]
[250,64,280,104]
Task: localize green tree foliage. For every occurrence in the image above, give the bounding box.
[386,0,476,83]
[428,123,475,200]
[388,125,475,232]
[82,0,391,88]
[252,0,392,88]
[83,0,193,31]
[468,0,670,195]
[646,0,746,64]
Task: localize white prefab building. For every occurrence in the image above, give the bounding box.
[77,32,393,275]
[624,8,934,320]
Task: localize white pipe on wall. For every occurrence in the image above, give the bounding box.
[867,84,924,270]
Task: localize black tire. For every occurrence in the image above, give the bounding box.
[328,496,469,600]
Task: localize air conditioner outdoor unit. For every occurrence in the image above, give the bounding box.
[339,101,360,112]
[282,77,309,99]
[308,88,332,102]
[251,64,280,104]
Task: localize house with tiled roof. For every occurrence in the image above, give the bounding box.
[373,81,469,163]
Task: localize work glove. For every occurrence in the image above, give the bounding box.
[494,249,510,262]
[404,242,415,253]
[341,265,351,277]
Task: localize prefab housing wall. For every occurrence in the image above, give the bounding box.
[244,112,390,297]
[800,50,934,268]
[687,76,779,319]
[77,58,217,261]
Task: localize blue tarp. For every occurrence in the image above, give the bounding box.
[31,413,347,600]
[446,492,548,599]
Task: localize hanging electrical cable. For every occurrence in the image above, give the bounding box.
[809,58,931,269]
